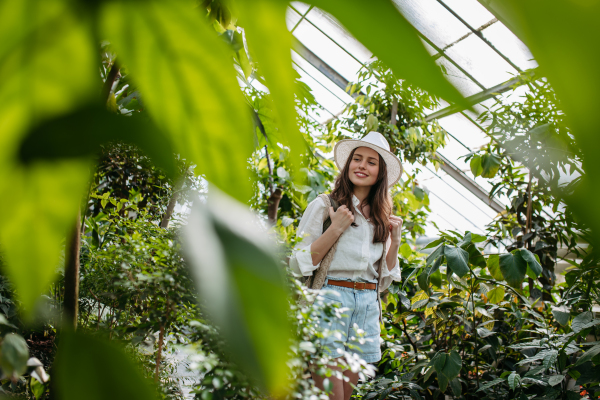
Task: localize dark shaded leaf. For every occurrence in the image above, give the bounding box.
[444,245,470,278]
[55,331,157,400]
[499,251,528,288]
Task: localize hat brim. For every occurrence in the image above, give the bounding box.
[334,140,403,187]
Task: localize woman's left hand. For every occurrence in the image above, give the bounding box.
[389,215,403,244]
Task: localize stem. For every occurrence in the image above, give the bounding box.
[401,319,419,365]
[63,211,81,329]
[155,324,165,384]
[472,281,479,389]
[102,60,120,104]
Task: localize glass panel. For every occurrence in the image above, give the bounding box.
[482,23,538,71]
[291,51,354,104]
[438,113,489,150]
[436,56,483,96]
[441,0,495,29]
[293,64,347,118]
[444,34,518,88]
[293,20,363,82]
[290,1,310,15]
[304,8,373,65]
[392,0,471,49]
[286,7,302,31]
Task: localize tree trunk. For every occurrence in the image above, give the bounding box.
[63,212,81,329]
[267,188,282,225]
[160,184,181,228]
[390,98,399,125]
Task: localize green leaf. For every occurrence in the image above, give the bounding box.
[55,331,157,400]
[487,254,503,281]
[547,375,564,387]
[365,114,379,131]
[426,244,444,266]
[182,189,292,396]
[470,155,483,177]
[518,249,542,278]
[487,287,505,304]
[430,269,443,289]
[444,245,470,278]
[417,268,430,292]
[571,311,592,333]
[499,250,528,288]
[441,350,462,381]
[551,306,570,326]
[431,351,447,374]
[480,153,501,178]
[100,0,255,201]
[400,242,412,259]
[0,0,96,314]
[0,333,29,378]
[233,1,305,173]
[422,238,444,250]
[449,378,462,398]
[456,232,472,248]
[574,344,600,367]
[507,372,520,390]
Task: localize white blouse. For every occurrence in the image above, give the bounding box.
[289,195,402,292]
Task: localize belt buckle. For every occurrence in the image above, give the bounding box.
[353,282,363,290]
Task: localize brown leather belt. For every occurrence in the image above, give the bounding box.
[327,280,376,290]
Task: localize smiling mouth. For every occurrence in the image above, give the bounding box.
[354,171,368,178]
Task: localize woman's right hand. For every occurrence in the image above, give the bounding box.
[329,205,354,233]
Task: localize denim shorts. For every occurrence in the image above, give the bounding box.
[315,277,381,363]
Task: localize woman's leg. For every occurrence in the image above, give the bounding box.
[311,364,345,400]
[342,369,360,400]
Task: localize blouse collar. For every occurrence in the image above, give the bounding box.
[352,194,360,207]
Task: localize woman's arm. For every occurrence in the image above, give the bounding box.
[385,215,403,271]
[309,205,355,266]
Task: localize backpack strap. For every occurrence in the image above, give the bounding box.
[304,194,341,290]
[322,194,340,233]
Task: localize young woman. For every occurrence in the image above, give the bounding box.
[290,131,403,400]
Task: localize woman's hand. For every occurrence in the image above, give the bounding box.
[389,215,403,244]
[329,205,354,234]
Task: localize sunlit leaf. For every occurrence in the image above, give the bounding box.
[100,0,255,202]
[480,153,501,178]
[487,287,505,304]
[470,155,483,177]
[233,0,306,172]
[55,331,157,400]
[182,188,291,396]
[0,0,96,312]
[400,242,412,259]
[487,254,503,281]
[308,0,465,105]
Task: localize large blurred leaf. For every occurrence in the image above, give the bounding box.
[55,331,157,400]
[182,189,291,396]
[233,0,306,172]
[499,250,527,288]
[307,0,465,105]
[100,0,255,202]
[0,333,29,378]
[0,0,96,312]
[478,0,600,243]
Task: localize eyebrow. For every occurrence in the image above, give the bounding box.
[354,154,379,161]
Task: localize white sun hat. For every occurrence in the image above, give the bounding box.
[334,131,403,187]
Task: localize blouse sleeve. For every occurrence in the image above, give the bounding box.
[379,235,402,292]
[288,197,327,277]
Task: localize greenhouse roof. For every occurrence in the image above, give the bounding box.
[283,0,537,236]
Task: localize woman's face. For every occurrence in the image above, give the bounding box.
[348,146,381,188]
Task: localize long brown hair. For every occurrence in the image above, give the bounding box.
[331,147,392,243]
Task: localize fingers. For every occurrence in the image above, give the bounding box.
[328,207,335,218]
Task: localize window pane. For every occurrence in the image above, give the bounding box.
[482,23,538,71]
